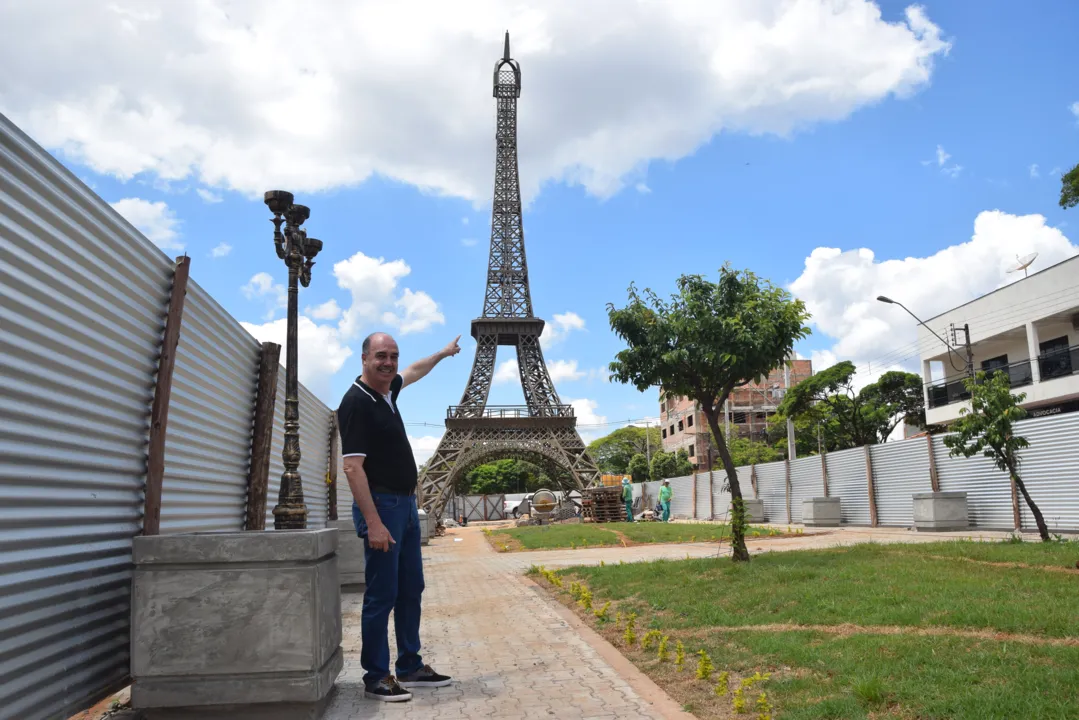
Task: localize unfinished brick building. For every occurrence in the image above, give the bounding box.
[658,358,813,471]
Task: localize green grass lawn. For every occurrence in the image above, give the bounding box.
[534,540,1079,719]
[487,521,778,551]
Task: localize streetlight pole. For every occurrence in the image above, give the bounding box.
[265,190,324,530]
[876,296,971,377]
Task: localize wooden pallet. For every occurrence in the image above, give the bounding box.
[582,486,627,523]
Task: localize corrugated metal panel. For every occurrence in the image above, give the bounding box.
[336,437,352,521]
[1015,412,1079,531]
[159,283,259,534]
[825,448,871,525]
[667,475,694,518]
[933,436,1011,530]
[789,456,824,523]
[712,470,736,521]
[736,465,755,499]
[755,461,787,523]
[695,473,712,519]
[264,375,332,530]
[0,112,172,720]
[871,440,931,527]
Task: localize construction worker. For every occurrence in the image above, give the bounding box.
[621,477,634,522]
[659,479,672,522]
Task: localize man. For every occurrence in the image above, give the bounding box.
[621,477,634,522]
[659,479,672,522]
[337,332,461,703]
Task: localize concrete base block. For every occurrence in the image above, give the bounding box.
[331,518,365,587]
[913,491,969,532]
[802,497,842,526]
[131,529,343,718]
[734,498,765,523]
[418,508,430,545]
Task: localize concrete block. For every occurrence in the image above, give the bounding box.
[802,497,842,526]
[418,508,430,546]
[330,518,365,588]
[734,498,765,523]
[913,491,969,532]
[131,529,343,719]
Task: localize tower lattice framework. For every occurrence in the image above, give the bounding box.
[419,33,600,519]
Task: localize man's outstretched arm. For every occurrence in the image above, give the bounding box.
[401,335,461,388]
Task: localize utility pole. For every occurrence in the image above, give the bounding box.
[645,420,651,463]
[783,359,796,460]
[950,323,975,378]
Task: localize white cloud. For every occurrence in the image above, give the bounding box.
[789,210,1078,386]
[935,145,950,166]
[211,242,232,258]
[240,316,353,401]
[242,271,286,320]
[540,311,586,347]
[2,1,949,204]
[461,238,479,247]
[635,182,651,194]
[547,359,585,383]
[930,144,962,178]
[409,433,444,467]
[462,217,469,225]
[493,359,520,385]
[305,298,343,321]
[333,251,444,338]
[1029,164,1040,179]
[109,197,182,250]
[565,398,607,440]
[196,187,223,203]
[1071,101,1079,123]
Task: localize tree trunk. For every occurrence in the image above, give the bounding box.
[1006,457,1050,542]
[702,408,750,562]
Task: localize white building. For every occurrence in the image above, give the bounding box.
[918,254,1079,426]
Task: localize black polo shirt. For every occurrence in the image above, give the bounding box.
[337,374,417,495]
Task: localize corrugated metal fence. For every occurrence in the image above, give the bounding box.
[1,112,339,720]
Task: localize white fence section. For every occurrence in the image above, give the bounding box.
[825,448,871,525]
[871,440,931,527]
[933,436,1013,530]
[789,456,823,523]
[1016,412,1079,532]
[695,473,712,518]
[755,461,787,523]
[667,475,695,518]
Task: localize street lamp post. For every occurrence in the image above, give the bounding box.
[876,296,971,376]
[265,190,324,530]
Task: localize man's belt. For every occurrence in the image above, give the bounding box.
[369,484,416,497]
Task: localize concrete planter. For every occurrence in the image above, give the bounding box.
[802,497,842,527]
[331,518,366,589]
[131,529,343,719]
[913,491,969,532]
[734,498,765,523]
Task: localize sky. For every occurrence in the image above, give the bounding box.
[2,0,1077,465]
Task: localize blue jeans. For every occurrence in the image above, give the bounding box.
[352,494,425,686]
[661,500,671,522]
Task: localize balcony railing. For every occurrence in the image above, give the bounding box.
[447,404,575,419]
[926,359,1033,409]
[1038,344,1078,381]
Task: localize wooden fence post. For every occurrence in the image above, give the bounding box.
[785,458,792,524]
[750,464,758,498]
[691,475,698,520]
[864,444,878,528]
[142,256,191,536]
[709,469,714,520]
[244,342,281,531]
[820,449,829,497]
[327,412,340,522]
[926,433,940,493]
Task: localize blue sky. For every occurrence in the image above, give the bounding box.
[3,0,1077,461]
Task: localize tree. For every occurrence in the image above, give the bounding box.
[627,453,650,483]
[649,450,677,480]
[586,425,662,474]
[777,361,925,450]
[1060,161,1079,209]
[607,265,810,561]
[942,371,1050,541]
[724,436,782,467]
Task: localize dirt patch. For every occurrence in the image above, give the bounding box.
[484,531,524,552]
[599,527,637,547]
[675,622,1079,648]
[901,552,1079,575]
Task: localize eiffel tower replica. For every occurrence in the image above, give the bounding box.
[419,33,600,519]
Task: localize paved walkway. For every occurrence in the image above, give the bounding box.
[321,523,1042,719]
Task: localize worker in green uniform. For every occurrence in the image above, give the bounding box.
[659,479,672,522]
[621,477,634,522]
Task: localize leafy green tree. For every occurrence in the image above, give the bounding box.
[607,265,810,561]
[943,371,1049,541]
[586,425,662,474]
[649,450,677,480]
[627,453,650,483]
[457,459,553,495]
[1060,161,1079,209]
[724,436,782,467]
[674,448,695,476]
[778,361,925,449]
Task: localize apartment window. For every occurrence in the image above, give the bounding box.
[981,354,1008,372]
[687,415,694,427]
[733,412,747,423]
[662,429,667,439]
[670,424,675,436]
[687,445,695,458]
[1039,336,1073,380]
[677,420,684,432]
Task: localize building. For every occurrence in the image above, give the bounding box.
[658,358,814,470]
[920,254,1079,426]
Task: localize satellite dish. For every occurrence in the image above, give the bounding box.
[1007,252,1038,278]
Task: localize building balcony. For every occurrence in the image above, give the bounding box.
[926,358,1034,409]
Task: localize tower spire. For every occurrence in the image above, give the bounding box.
[503,30,510,61]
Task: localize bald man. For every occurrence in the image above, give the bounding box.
[337,332,460,702]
